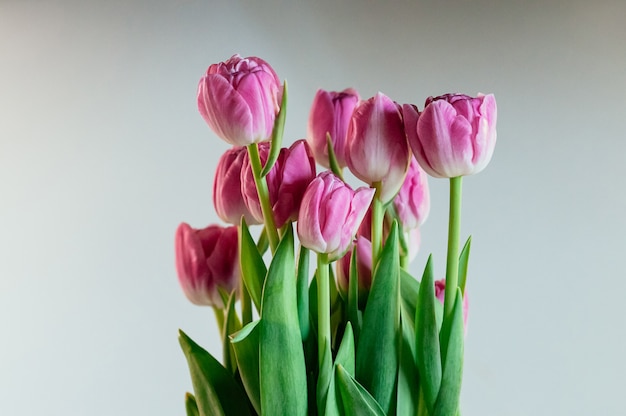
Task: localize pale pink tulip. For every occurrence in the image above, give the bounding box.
[393,157,430,230]
[197,54,282,146]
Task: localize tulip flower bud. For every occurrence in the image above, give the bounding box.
[336,235,372,305]
[435,279,469,333]
[175,223,239,308]
[297,172,375,261]
[403,93,497,178]
[241,140,316,228]
[307,88,360,169]
[197,54,282,146]
[393,157,430,230]
[213,146,261,226]
[346,92,410,203]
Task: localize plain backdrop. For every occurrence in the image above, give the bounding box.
[1,1,625,415]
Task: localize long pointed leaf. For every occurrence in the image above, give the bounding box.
[239,218,267,312]
[325,323,356,416]
[397,304,420,416]
[222,290,241,374]
[230,320,262,415]
[178,330,251,416]
[336,364,386,416]
[260,81,288,177]
[458,236,471,294]
[348,247,361,344]
[259,226,307,415]
[297,245,311,342]
[185,392,199,416]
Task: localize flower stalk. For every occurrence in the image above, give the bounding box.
[371,181,384,268]
[444,176,463,322]
[317,253,331,371]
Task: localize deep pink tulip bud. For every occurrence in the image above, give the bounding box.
[175,223,239,308]
[435,279,469,333]
[297,172,375,261]
[403,93,497,178]
[213,146,261,226]
[241,140,316,228]
[346,92,411,203]
[307,88,360,169]
[336,235,372,305]
[393,157,430,230]
[197,54,282,146]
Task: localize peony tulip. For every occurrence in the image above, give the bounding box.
[336,235,372,305]
[435,279,469,333]
[403,93,497,178]
[241,140,316,228]
[213,146,261,226]
[297,171,375,261]
[307,88,360,169]
[197,54,282,146]
[175,223,239,307]
[346,92,410,203]
[393,157,430,230]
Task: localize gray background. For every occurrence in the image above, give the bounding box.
[2,1,625,415]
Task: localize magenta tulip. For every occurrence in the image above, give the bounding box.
[175,223,239,307]
[307,88,360,169]
[435,279,469,333]
[336,235,373,304]
[213,146,261,226]
[197,54,282,146]
[297,171,375,261]
[346,92,410,203]
[403,93,497,178]
[393,157,430,230]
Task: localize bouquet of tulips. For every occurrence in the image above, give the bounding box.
[175,54,497,416]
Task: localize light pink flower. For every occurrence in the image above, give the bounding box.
[403,93,497,178]
[393,157,430,230]
[297,172,374,261]
[435,279,469,333]
[175,223,239,307]
[346,92,411,203]
[307,88,360,169]
[197,54,282,146]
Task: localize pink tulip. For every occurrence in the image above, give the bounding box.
[336,235,372,305]
[213,146,261,226]
[435,279,469,333]
[403,93,497,178]
[297,172,375,261]
[241,140,316,228]
[307,88,360,169]
[197,54,282,146]
[346,92,411,203]
[175,223,239,307]
[393,157,430,230]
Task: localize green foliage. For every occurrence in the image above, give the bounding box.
[239,218,267,312]
[260,81,288,177]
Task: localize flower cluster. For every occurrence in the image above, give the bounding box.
[176,54,496,416]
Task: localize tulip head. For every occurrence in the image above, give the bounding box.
[307,88,360,169]
[404,93,497,178]
[197,54,282,146]
[297,171,375,261]
[393,157,430,230]
[175,223,239,307]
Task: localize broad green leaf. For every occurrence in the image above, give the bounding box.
[230,320,261,415]
[356,222,401,415]
[239,218,267,312]
[260,81,288,177]
[458,236,471,294]
[222,290,241,374]
[297,245,311,342]
[178,329,251,416]
[324,323,355,416]
[434,289,465,416]
[185,392,199,416]
[336,364,386,416]
[326,132,344,181]
[415,255,441,413]
[259,227,308,415]
[348,247,361,344]
[397,304,419,416]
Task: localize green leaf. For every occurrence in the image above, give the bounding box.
[336,364,386,416]
[260,80,288,177]
[324,323,356,416]
[317,338,334,413]
[433,289,465,416]
[415,255,441,413]
[222,290,242,374]
[178,329,251,416]
[239,218,267,312]
[400,269,420,326]
[297,245,311,342]
[348,247,361,344]
[326,132,344,181]
[259,226,308,415]
[458,236,471,294]
[230,320,262,415]
[355,222,401,415]
[185,392,199,416]
[397,304,420,416]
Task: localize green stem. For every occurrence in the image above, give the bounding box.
[371,181,384,271]
[241,281,252,325]
[212,306,225,338]
[444,176,463,323]
[247,143,280,253]
[317,253,331,371]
